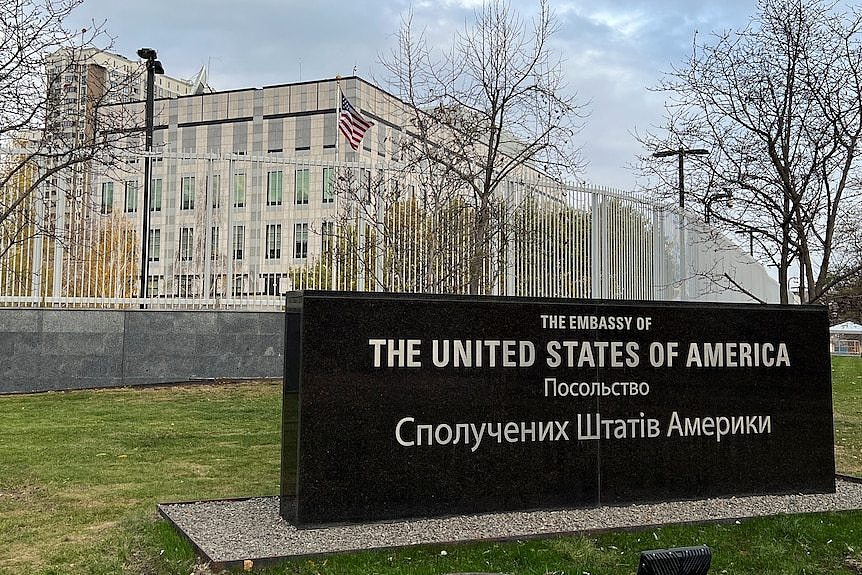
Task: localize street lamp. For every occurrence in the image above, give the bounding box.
[652,147,709,301]
[704,191,733,224]
[137,48,164,305]
[735,229,755,256]
[652,147,710,209]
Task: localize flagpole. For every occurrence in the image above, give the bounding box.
[335,76,341,158]
[332,76,341,292]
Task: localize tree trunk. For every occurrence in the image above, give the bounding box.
[468,199,491,294]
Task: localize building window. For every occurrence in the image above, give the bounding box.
[210,174,221,208]
[181,176,195,210]
[267,170,283,206]
[322,167,335,203]
[207,274,223,298]
[361,169,372,202]
[294,115,311,151]
[177,274,194,297]
[124,180,137,213]
[232,225,244,260]
[179,227,193,261]
[233,274,247,296]
[100,182,113,214]
[294,222,308,259]
[150,178,162,211]
[321,221,334,253]
[233,173,246,207]
[210,226,219,260]
[262,273,282,295]
[266,224,282,259]
[148,229,160,262]
[391,132,401,161]
[295,168,309,204]
[147,276,160,297]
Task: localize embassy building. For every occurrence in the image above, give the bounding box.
[92,76,588,302]
[89,77,387,300]
[76,76,780,305]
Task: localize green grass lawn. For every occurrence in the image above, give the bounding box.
[833,356,862,478]
[0,382,285,574]
[0,357,860,575]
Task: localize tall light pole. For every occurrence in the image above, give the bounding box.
[705,191,733,224]
[652,148,710,209]
[137,48,164,305]
[653,147,709,300]
[735,229,755,256]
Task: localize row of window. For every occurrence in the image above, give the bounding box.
[146,273,293,298]
[147,222,329,262]
[100,168,336,214]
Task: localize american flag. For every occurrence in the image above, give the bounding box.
[338,93,374,151]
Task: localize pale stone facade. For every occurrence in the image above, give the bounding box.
[95,76,456,298]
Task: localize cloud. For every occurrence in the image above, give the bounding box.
[64,0,767,189]
[583,8,649,39]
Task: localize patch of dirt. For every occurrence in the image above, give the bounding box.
[0,541,50,572]
[0,483,44,504]
[845,555,862,575]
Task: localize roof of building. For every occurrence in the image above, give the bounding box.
[830,321,862,334]
[187,65,212,95]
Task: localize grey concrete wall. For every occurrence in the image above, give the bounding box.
[0,309,283,393]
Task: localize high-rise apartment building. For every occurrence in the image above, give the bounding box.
[0,49,213,301]
[43,48,210,200]
[45,48,210,147]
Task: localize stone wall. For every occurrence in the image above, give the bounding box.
[0,309,283,393]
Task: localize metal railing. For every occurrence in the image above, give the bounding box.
[0,151,781,309]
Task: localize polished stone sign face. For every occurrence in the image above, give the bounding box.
[281,291,834,527]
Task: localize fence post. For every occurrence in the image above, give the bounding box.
[225,156,234,306]
[679,211,688,301]
[203,156,214,304]
[32,184,44,304]
[590,190,601,298]
[652,209,663,300]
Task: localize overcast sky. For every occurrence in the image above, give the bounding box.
[66,0,760,191]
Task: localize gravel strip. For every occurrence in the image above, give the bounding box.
[159,479,862,564]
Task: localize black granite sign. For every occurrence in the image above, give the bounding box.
[281,291,834,527]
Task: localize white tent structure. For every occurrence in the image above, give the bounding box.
[830,321,862,355]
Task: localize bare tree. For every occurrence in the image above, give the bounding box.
[0,0,135,263]
[380,0,586,294]
[327,165,502,293]
[639,0,862,304]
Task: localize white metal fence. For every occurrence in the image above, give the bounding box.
[0,151,781,309]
